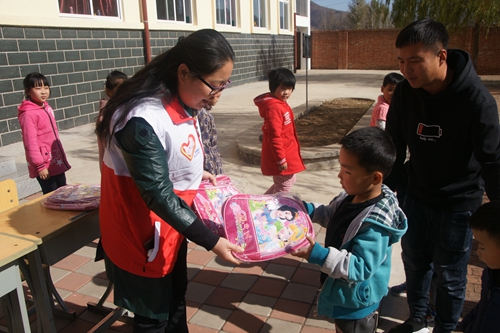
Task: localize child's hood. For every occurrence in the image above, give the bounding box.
[18,100,46,115]
[254,92,286,117]
[361,185,407,245]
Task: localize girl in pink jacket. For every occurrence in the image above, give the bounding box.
[18,73,71,194]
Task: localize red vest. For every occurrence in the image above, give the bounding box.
[100,96,203,278]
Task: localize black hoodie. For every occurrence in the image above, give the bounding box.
[385,49,500,211]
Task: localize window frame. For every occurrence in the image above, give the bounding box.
[279,0,289,30]
[58,0,122,19]
[156,0,193,24]
[253,0,267,28]
[216,0,237,27]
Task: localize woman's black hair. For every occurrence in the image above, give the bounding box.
[95,29,235,143]
[105,70,128,92]
[23,72,51,99]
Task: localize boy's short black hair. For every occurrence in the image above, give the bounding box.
[468,201,500,246]
[395,18,449,53]
[339,127,396,177]
[383,72,404,87]
[268,67,296,93]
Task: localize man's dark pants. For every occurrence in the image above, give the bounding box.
[401,196,474,333]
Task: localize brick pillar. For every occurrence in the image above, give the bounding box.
[338,31,348,69]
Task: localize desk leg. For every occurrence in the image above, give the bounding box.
[43,266,76,320]
[25,251,57,333]
[0,262,32,333]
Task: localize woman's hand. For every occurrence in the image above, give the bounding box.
[202,171,217,185]
[291,235,315,260]
[211,237,243,265]
[39,169,50,180]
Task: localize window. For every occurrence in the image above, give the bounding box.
[279,0,289,30]
[58,0,120,17]
[216,0,236,27]
[156,0,192,23]
[253,0,266,28]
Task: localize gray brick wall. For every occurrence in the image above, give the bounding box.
[0,26,293,147]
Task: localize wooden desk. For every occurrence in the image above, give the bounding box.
[0,194,100,333]
[0,234,37,333]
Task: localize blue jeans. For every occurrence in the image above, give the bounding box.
[401,196,474,333]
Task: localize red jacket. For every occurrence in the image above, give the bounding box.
[254,93,305,176]
[18,100,71,178]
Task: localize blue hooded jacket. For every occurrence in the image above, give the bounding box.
[306,185,407,319]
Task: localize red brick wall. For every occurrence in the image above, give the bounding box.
[311,27,500,75]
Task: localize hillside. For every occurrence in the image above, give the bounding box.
[310,1,350,30]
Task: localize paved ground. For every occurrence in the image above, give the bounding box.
[1,69,494,332]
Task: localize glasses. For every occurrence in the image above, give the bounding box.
[195,74,231,96]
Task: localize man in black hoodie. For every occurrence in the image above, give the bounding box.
[385,19,500,333]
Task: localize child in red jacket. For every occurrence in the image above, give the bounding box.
[254,68,305,194]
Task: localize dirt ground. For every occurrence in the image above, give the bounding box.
[297,81,500,148]
[295,98,374,147]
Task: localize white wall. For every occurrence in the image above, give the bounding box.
[0,0,298,36]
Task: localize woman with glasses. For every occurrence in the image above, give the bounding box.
[95,29,241,332]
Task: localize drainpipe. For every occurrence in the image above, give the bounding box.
[294,12,297,72]
[141,0,152,63]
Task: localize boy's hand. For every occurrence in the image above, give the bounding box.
[39,169,50,180]
[279,162,288,171]
[291,235,315,260]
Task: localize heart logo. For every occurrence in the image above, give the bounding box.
[181,134,196,161]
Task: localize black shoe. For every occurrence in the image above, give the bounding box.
[388,318,429,333]
[259,134,263,142]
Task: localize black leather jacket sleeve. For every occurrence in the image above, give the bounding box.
[115,117,219,250]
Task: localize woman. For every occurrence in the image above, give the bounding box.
[95,29,241,332]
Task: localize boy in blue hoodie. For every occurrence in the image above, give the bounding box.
[292,126,407,333]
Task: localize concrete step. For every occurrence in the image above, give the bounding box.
[0,164,40,200]
[0,156,17,178]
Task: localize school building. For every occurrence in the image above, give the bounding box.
[0,0,311,147]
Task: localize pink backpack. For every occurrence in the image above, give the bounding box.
[192,175,241,237]
[222,194,314,262]
[41,184,100,210]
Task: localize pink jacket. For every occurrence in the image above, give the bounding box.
[370,95,390,127]
[254,93,305,176]
[18,100,71,178]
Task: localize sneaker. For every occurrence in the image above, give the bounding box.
[424,305,436,323]
[390,281,407,297]
[388,318,429,333]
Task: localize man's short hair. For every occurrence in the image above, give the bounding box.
[383,72,405,87]
[339,127,396,177]
[469,201,500,246]
[395,18,449,52]
[268,67,296,93]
